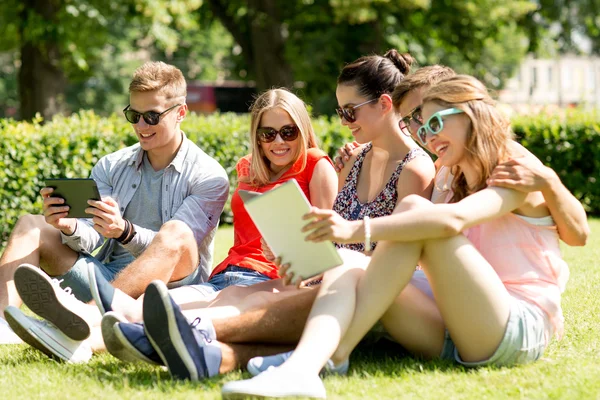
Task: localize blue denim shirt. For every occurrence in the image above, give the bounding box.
[60,132,229,281]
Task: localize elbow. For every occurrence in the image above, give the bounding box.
[559,221,591,247]
[567,228,590,247]
[440,212,465,238]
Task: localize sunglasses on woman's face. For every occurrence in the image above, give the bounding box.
[335,98,377,123]
[257,124,300,143]
[416,107,464,146]
[401,106,424,134]
[123,103,181,125]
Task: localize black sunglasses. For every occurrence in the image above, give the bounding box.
[123,103,181,125]
[335,98,377,123]
[257,124,300,143]
[401,105,424,134]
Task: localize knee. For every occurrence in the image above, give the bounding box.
[14,214,46,233]
[393,194,432,214]
[155,220,195,250]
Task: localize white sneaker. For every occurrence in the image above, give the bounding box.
[0,317,23,344]
[14,263,94,340]
[221,367,326,399]
[4,306,92,363]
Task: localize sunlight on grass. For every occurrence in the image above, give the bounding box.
[0,220,598,399]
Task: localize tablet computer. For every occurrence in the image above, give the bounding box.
[240,179,343,280]
[45,178,101,219]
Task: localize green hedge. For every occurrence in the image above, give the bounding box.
[1,109,598,247]
[512,110,600,213]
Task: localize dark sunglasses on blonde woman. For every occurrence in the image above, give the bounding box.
[257,125,300,143]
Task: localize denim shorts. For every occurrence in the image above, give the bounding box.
[56,252,202,303]
[440,297,550,367]
[187,265,271,297]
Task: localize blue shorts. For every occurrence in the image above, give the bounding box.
[187,265,271,297]
[56,252,202,302]
[440,297,550,367]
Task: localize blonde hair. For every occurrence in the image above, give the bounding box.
[244,88,319,187]
[422,75,513,202]
[129,61,186,100]
[391,65,456,110]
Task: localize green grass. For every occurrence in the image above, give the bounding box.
[1,220,599,399]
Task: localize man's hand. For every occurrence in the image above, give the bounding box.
[41,187,77,235]
[333,141,360,172]
[86,197,126,238]
[487,155,556,193]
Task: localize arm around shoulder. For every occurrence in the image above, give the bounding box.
[541,168,589,246]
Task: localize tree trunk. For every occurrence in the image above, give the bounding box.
[248,0,294,90]
[18,0,66,121]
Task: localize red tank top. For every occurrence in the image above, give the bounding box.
[210,148,332,279]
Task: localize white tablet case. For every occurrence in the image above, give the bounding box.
[240,179,343,279]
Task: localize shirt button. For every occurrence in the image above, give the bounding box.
[120,207,124,212]
[132,184,137,188]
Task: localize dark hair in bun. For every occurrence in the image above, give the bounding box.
[337,49,415,99]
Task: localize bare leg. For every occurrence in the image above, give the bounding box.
[282,195,512,376]
[110,220,199,298]
[211,288,318,344]
[332,234,510,364]
[275,252,371,375]
[0,215,78,316]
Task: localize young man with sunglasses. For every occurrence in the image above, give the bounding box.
[0,61,230,351]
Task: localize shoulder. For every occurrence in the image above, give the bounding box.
[183,139,227,178]
[306,147,329,163]
[396,150,435,195]
[236,155,252,176]
[337,144,365,186]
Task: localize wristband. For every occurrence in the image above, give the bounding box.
[363,215,372,253]
[121,220,137,245]
[116,219,131,243]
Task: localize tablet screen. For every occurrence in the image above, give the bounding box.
[45,178,101,219]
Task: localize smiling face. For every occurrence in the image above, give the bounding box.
[335,84,381,143]
[129,90,185,157]
[258,108,301,173]
[420,102,471,168]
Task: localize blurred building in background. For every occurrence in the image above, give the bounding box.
[499,55,600,110]
[186,81,256,114]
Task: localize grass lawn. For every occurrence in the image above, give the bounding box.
[1,220,599,399]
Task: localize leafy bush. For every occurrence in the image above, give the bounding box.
[512,110,600,213]
[0,111,351,246]
[1,109,598,247]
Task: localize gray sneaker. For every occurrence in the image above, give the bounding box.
[14,264,92,340]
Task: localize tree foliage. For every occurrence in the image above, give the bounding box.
[0,0,598,119]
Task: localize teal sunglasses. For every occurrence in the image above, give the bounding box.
[416,108,465,146]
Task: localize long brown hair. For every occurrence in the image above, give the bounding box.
[244,88,318,187]
[422,75,513,202]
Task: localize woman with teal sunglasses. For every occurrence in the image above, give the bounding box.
[415,107,464,146]
[225,75,571,398]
